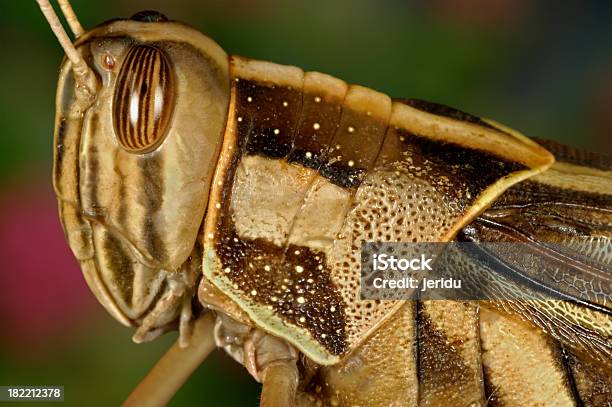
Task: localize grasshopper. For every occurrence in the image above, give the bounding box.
[38,1,611,406]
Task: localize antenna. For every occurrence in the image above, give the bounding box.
[58,0,85,38]
[37,0,97,96]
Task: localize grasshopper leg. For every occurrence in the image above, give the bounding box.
[123,313,216,407]
[240,330,299,406]
[211,314,299,406]
[178,294,194,347]
[260,361,299,407]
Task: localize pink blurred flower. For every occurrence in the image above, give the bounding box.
[0,179,96,349]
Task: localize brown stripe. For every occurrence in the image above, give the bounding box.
[101,229,135,305]
[113,45,174,153]
[54,117,67,181]
[124,46,146,149]
[138,47,156,148]
[138,155,167,262]
[398,98,498,131]
[121,46,139,148]
[534,137,612,171]
[141,48,156,147]
[114,47,132,146]
[131,47,146,148]
[566,350,612,406]
[417,301,485,406]
[136,48,156,148]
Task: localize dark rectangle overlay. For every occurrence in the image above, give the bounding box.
[0,386,64,402]
[360,242,611,305]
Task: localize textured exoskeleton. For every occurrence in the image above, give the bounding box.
[43,3,611,406]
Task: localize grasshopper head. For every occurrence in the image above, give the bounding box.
[41,1,230,329]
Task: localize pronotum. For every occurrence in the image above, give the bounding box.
[38,1,611,406]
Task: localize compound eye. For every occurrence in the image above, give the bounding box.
[113,45,174,153]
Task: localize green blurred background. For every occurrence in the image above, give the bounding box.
[0,0,610,406]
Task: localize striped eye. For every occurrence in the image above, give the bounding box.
[113,45,174,153]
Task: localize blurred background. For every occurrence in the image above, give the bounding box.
[0,0,610,405]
